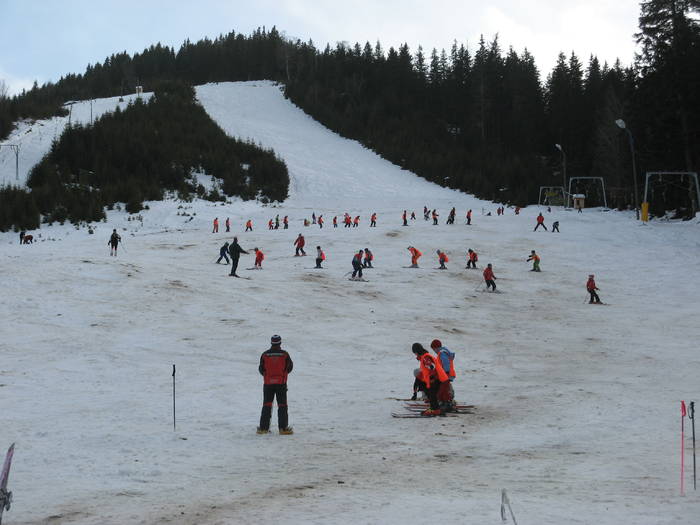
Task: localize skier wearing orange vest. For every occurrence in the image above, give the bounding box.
[333,216,338,228]
[212,217,219,233]
[363,248,374,268]
[432,209,439,225]
[353,215,360,227]
[370,213,377,227]
[407,246,422,268]
[268,219,274,230]
[245,219,253,232]
[294,234,306,256]
[436,249,449,269]
[254,248,265,269]
[430,339,456,411]
[411,342,450,416]
[483,263,497,291]
[466,209,472,225]
[318,215,324,228]
[466,248,478,269]
[315,246,326,269]
[527,250,541,272]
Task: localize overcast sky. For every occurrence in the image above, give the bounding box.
[0,0,641,96]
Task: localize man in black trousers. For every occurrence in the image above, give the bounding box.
[258,335,294,435]
[228,236,248,277]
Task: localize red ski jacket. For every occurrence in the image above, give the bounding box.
[259,347,293,385]
[483,267,495,281]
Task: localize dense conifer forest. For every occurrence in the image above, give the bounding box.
[0,0,697,230]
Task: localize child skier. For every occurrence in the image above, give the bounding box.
[534,213,547,231]
[430,339,456,412]
[245,219,253,232]
[587,274,602,304]
[437,250,448,269]
[108,229,121,256]
[254,248,265,269]
[294,234,306,256]
[216,242,230,264]
[527,250,541,272]
[483,263,497,291]
[315,246,325,269]
[466,248,478,269]
[363,248,374,268]
[411,343,450,416]
[407,246,422,268]
[351,250,364,280]
[213,217,219,233]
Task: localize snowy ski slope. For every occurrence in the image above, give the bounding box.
[0,81,699,524]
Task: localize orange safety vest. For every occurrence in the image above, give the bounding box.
[417,353,449,388]
[439,253,448,263]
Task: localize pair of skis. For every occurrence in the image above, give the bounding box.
[391,402,475,418]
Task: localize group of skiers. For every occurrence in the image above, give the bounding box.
[411,339,457,416]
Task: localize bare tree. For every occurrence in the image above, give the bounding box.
[0,79,8,100]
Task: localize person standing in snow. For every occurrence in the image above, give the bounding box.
[253,247,265,269]
[257,334,294,435]
[424,206,430,221]
[318,215,324,228]
[353,215,360,227]
[351,250,364,280]
[283,216,289,229]
[216,242,230,264]
[294,234,306,256]
[370,213,377,227]
[228,237,248,277]
[363,248,373,268]
[411,343,450,416]
[407,246,422,268]
[527,250,541,272]
[225,217,231,232]
[552,221,560,233]
[312,212,316,225]
[436,249,448,269]
[213,217,219,233]
[466,209,472,225]
[587,274,602,304]
[466,248,478,269]
[432,209,439,225]
[483,263,497,291]
[315,246,325,269]
[108,229,121,256]
[533,213,547,231]
[245,219,253,232]
[430,339,456,411]
[19,231,26,244]
[333,216,338,228]
[402,210,408,226]
[410,211,416,220]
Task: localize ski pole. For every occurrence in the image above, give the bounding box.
[691,401,696,490]
[682,400,687,495]
[172,365,176,431]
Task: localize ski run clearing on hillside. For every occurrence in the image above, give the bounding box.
[1,81,699,525]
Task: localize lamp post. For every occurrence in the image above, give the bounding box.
[555,144,567,208]
[615,119,639,220]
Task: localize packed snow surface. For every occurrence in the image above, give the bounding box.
[1,81,699,524]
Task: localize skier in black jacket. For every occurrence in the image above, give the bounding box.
[228,237,248,277]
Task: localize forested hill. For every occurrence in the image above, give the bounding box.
[1,1,698,214]
[0,82,288,231]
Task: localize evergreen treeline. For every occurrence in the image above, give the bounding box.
[1,1,698,219]
[0,81,288,231]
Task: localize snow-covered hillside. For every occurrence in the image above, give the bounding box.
[1,81,699,525]
[0,92,150,187]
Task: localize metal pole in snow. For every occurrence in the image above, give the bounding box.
[172,365,176,431]
[681,401,687,495]
[690,401,696,490]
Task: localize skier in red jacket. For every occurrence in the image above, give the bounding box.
[587,275,602,304]
[257,335,294,435]
[294,234,306,256]
[534,213,547,231]
[254,248,265,269]
[483,263,496,291]
[466,248,478,269]
[437,250,448,269]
